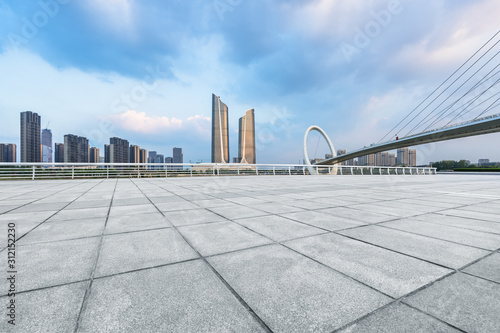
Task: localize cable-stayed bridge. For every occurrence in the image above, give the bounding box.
[314,29,500,166]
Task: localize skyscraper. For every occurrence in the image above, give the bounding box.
[397,147,409,166]
[148,151,157,163]
[109,137,129,163]
[104,144,110,163]
[64,134,89,163]
[409,149,417,167]
[211,94,229,163]
[41,128,53,163]
[20,111,41,162]
[130,145,140,163]
[139,149,147,163]
[238,109,255,164]
[0,144,16,162]
[54,143,64,162]
[173,147,183,164]
[90,147,100,163]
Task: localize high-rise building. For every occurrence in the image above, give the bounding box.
[90,147,100,163]
[154,154,164,164]
[238,109,255,164]
[139,149,147,163]
[397,147,409,166]
[64,134,89,163]
[211,94,229,163]
[380,152,389,166]
[409,149,417,167]
[148,151,157,163]
[388,153,396,166]
[104,144,110,163]
[20,111,41,162]
[130,145,140,163]
[374,152,382,166]
[54,143,64,162]
[173,147,183,164]
[233,157,240,163]
[0,144,16,162]
[358,154,375,166]
[41,128,53,163]
[109,137,129,163]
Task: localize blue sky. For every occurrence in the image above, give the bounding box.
[0,0,499,164]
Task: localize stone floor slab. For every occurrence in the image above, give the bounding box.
[462,252,500,283]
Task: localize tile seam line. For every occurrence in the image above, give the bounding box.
[73,178,118,333]
[130,178,274,333]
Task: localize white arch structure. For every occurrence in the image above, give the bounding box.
[303,125,338,175]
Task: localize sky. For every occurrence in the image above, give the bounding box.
[0,0,499,164]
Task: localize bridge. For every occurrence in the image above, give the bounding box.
[315,113,500,166]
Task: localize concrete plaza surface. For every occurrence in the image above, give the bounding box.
[1,174,499,332]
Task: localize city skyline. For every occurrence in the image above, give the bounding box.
[1,1,499,163]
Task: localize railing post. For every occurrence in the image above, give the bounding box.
[273,166,275,175]
[32,165,35,180]
[289,166,291,175]
[137,165,140,178]
[106,167,109,179]
[256,166,259,175]
[351,167,353,175]
[361,168,363,175]
[403,168,406,175]
[370,167,373,175]
[238,165,240,175]
[212,165,215,175]
[217,165,219,176]
[72,166,74,180]
[340,167,343,175]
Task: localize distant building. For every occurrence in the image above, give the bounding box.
[374,152,382,166]
[104,144,110,163]
[211,94,229,163]
[154,154,164,164]
[109,137,129,163]
[165,157,173,163]
[148,151,157,163]
[358,154,374,166]
[388,153,396,166]
[41,128,53,163]
[381,152,389,166]
[0,144,16,162]
[173,147,183,164]
[397,147,409,166]
[20,111,41,162]
[54,143,64,162]
[89,147,100,163]
[139,149,147,163]
[238,109,255,164]
[409,149,417,167]
[478,159,490,165]
[130,145,140,163]
[64,134,89,163]
[233,157,240,163]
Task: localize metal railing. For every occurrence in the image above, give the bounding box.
[0,163,436,180]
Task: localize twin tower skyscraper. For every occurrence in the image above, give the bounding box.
[211,94,256,164]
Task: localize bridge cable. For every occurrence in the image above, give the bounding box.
[377,28,500,143]
[444,88,500,126]
[473,94,500,119]
[406,56,500,135]
[398,41,500,137]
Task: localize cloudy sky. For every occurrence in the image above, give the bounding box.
[0,0,499,164]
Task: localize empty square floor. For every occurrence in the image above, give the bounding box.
[1,174,500,332]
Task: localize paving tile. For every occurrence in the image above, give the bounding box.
[155,201,200,212]
[412,213,500,234]
[0,282,88,333]
[10,202,69,213]
[339,302,460,333]
[178,221,272,256]
[208,205,270,220]
[346,203,428,218]
[462,252,500,283]
[285,233,451,297]
[438,208,500,222]
[164,208,226,226]
[96,228,198,277]
[64,199,112,210]
[235,215,325,242]
[248,202,304,214]
[191,198,234,208]
[284,199,334,210]
[208,244,390,333]
[108,203,158,216]
[5,237,100,292]
[404,273,500,333]
[281,210,365,231]
[18,218,106,244]
[318,207,396,223]
[79,260,266,333]
[105,212,170,234]
[381,219,500,250]
[0,210,57,224]
[48,207,109,222]
[339,225,488,269]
